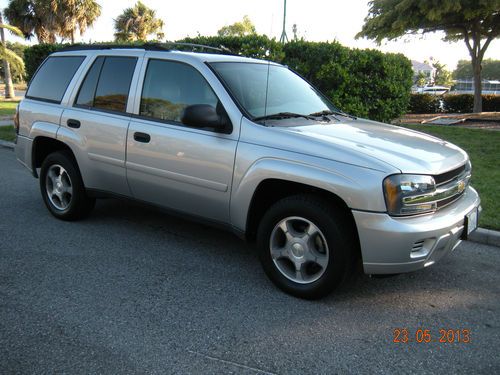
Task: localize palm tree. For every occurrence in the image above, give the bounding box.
[4,0,58,43]
[114,1,164,42]
[55,0,101,44]
[0,11,25,99]
[4,0,101,44]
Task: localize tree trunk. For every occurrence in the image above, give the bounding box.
[472,57,482,113]
[2,60,15,99]
[0,14,15,99]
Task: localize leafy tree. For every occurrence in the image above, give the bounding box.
[0,11,25,98]
[114,1,164,42]
[454,58,500,79]
[415,71,427,87]
[55,0,101,43]
[357,0,500,113]
[430,60,453,86]
[217,15,256,37]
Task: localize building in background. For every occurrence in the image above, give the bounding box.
[411,60,435,84]
[451,79,500,95]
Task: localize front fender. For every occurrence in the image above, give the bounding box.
[230,155,388,232]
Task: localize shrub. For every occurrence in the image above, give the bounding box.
[443,94,474,113]
[482,95,500,112]
[283,41,413,122]
[408,94,441,114]
[23,44,65,83]
[178,35,285,62]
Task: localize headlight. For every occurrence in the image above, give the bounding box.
[383,174,437,216]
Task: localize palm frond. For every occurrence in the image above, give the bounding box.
[0,45,25,73]
[0,23,24,38]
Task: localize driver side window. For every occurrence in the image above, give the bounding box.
[140,59,219,123]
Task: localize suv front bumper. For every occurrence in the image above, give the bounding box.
[352,186,481,274]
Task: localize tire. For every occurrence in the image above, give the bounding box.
[39,151,95,221]
[257,194,356,299]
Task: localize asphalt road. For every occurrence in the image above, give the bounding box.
[1,146,499,374]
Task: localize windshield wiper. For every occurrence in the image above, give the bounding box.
[309,110,357,120]
[253,112,317,122]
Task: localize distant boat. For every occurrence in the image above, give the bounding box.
[416,85,450,95]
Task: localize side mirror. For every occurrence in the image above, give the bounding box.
[181,104,231,133]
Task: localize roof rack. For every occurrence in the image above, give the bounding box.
[58,43,167,52]
[167,42,234,54]
[58,42,235,55]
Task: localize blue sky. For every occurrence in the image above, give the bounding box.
[1,0,499,70]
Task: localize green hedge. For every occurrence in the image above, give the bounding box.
[24,43,65,82]
[23,37,413,122]
[282,41,412,121]
[443,94,474,113]
[178,35,285,62]
[409,93,500,114]
[408,94,441,114]
[482,95,500,112]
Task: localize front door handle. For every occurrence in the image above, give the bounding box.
[134,132,151,143]
[67,119,81,128]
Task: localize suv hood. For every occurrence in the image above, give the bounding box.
[278,118,468,175]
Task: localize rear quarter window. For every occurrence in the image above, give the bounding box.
[26,56,85,103]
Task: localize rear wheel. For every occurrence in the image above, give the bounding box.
[40,151,95,221]
[257,195,356,299]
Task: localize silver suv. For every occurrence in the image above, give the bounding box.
[15,44,481,299]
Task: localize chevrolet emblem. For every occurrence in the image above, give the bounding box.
[457,180,466,193]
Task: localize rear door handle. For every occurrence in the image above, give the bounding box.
[134,132,151,143]
[67,119,81,128]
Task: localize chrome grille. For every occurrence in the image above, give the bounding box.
[434,164,466,186]
[402,162,471,211]
[433,163,471,210]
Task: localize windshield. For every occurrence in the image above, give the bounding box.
[210,62,338,120]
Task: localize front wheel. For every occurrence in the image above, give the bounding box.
[257,195,356,299]
[40,151,95,221]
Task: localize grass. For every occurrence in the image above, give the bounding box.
[0,125,15,142]
[0,100,20,117]
[401,124,499,231]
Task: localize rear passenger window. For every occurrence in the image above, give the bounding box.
[27,56,85,103]
[75,57,104,108]
[140,59,218,122]
[75,56,137,113]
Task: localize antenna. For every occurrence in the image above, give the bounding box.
[279,0,288,44]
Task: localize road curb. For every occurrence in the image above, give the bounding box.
[468,228,500,247]
[0,139,15,150]
[0,137,498,248]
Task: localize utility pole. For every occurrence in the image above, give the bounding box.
[279,0,288,44]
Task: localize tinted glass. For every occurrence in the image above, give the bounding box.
[211,62,336,118]
[93,57,137,112]
[75,57,104,107]
[140,59,218,122]
[27,56,85,103]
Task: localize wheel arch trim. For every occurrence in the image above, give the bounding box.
[230,158,366,233]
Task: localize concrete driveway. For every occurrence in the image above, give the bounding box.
[0,147,499,374]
